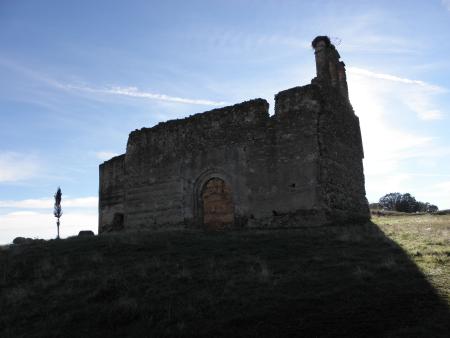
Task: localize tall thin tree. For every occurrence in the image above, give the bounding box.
[54,187,63,239]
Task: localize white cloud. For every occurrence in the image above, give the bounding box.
[410,180,450,210]
[8,211,40,216]
[0,196,98,243]
[366,174,415,201]
[348,67,446,121]
[347,68,446,204]
[367,176,450,209]
[0,211,97,244]
[96,151,120,161]
[60,84,227,106]
[415,109,443,120]
[433,181,450,198]
[348,67,445,92]
[0,196,98,209]
[0,58,227,107]
[0,152,40,182]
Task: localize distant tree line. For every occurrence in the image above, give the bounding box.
[378,192,438,213]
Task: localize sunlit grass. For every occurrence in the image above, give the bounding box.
[373,214,450,302]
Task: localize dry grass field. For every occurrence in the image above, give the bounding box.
[373,214,450,304]
[0,214,449,337]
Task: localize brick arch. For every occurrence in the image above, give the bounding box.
[201,177,234,230]
[193,169,236,229]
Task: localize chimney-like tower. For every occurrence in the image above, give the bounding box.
[328,45,340,87]
[312,36,349,99]
[312,36,331,81]
[337,61,349,99]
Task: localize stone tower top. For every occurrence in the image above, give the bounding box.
[311,35,348,99]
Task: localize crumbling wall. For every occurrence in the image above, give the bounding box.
[317,87,369,222]
[99,155,125,232]
[98,35,370,233]
[123,99,272,230]
[310,36,370,222]
[267,85,328,226]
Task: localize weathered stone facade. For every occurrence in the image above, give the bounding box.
[99,36,369,233]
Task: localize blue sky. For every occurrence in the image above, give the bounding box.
[1,0,449,243]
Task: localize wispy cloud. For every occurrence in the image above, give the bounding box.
[0,196,98,209]
[442,0,450,11]
[58,84,227,106]
[437,180,450,192]
[0,152,40,183]
[0,58,227,107]
[348,67,445,92]
[406,99,445,120]
[411,180,450,210]
[348,67,446,121]
[347,68,446,203]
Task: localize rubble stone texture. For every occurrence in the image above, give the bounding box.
[99,36,370,233]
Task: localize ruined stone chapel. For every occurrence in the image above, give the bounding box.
[99,36,370,233]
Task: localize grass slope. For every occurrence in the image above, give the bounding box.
[1,216,449,337]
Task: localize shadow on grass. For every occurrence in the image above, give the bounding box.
[0,221,449,337]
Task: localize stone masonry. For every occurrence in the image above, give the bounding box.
[99,36,370,233]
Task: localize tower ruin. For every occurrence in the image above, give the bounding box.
[98,36,369,233]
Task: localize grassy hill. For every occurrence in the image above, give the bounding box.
[1,215,449,337]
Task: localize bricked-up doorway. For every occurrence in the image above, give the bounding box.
[201,178,234,230]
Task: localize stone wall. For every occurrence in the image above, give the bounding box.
[99,155,125,233]
[98,36,370,233]
[310,36,369,222]
[316,87,369,222]
[123,99,273,230]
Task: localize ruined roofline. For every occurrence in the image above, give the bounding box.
[100,154,125,167]
[126,80,350,145]
[110,34,351,158]
[126,35,350,140]
[275,84,315,100]
[127,82,328,141]
[274,84,319,118]
[129,98,270,137]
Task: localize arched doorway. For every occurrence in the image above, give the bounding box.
[201,177,234,230]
